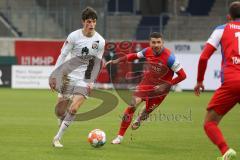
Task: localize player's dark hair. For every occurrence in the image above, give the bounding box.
[82,7,98,21]
[149,32,163,39]
[229,1,240,20]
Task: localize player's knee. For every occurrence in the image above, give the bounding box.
[203,122,208,131]
[69,108,78,114]
[128,105,136,112]
[55,106,67,118]
[130,97,142,108]
[55,99,70,118]
[55,109,66,118]
[203,121,218,131]
[129,102,136,108]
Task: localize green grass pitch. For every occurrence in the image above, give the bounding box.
[0,88,239,160]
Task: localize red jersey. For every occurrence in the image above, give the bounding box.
[207,20,240,82]
[125,46,185,99]
[136,47,182,85]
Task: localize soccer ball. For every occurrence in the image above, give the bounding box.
[88,129,106,148]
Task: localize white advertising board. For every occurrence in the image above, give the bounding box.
[11,42,224,90]
[12,65,54,89]
[176,53,222,90]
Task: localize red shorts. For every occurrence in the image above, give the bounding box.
[145,96,166,113]
[207,81,240,115]
[133,83,171,100]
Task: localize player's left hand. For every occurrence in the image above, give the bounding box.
[104,59,121,68]
[86,83,94,94]
[154,83,171,94]
[194,82,205,96]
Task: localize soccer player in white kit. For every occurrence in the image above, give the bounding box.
[49,7,105,148]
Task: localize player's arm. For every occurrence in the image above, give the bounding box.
[54,38,74,69]
[49,35,74,91]
[171,68,187,85]
[154,53,186,93]
[168,53,187,85]
[105,48,147,66]
[194,43,216,96]
[194,25,223,96]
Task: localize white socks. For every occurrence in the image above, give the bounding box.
[54,112,76,140]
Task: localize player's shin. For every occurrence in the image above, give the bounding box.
[54,111,76,140]
[204,121,229,155]
[118,106,135,136]
[55,98,72,126]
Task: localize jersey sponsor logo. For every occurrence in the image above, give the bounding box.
[147,62,169,78]
[81,47,89,55]
[151,65,163,72]
[232,56,240,64]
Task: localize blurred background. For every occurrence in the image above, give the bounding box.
[0,0,234,39]
[0,0,236,90]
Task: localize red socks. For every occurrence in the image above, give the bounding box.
[118,107,135,136]
[204,121,229,155]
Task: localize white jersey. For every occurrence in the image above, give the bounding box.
[54,29,105,85]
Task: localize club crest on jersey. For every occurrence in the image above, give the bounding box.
[92,41,99,49]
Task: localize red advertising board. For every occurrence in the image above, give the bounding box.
[15,40,148,66]
[15,40,64,65]
[14,40,149,83]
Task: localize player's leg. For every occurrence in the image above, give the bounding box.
[204,110,226,152]
[204,110,236,160]
[132,96,166,130]
[55,96,72,126]
[111,96,142,144]
[203,84,238,159]
[53,94,85,147]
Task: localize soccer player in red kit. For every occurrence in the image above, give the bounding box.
[105,32,186,144]
[194,2,240,160]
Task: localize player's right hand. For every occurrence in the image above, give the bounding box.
[104,60,112,67]
[154,83,171,94]
[49,77,57,92]
[104,59,119,67]
[194,82,205,96]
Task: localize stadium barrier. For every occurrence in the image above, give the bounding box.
[0,39,223,90]
[10,52,222,90]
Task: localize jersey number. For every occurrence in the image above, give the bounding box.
[85,58,95,79]
[235,32,240,55]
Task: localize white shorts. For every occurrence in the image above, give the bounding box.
[56,76,91,99]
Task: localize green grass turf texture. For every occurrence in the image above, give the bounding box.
[0,88,239,160]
